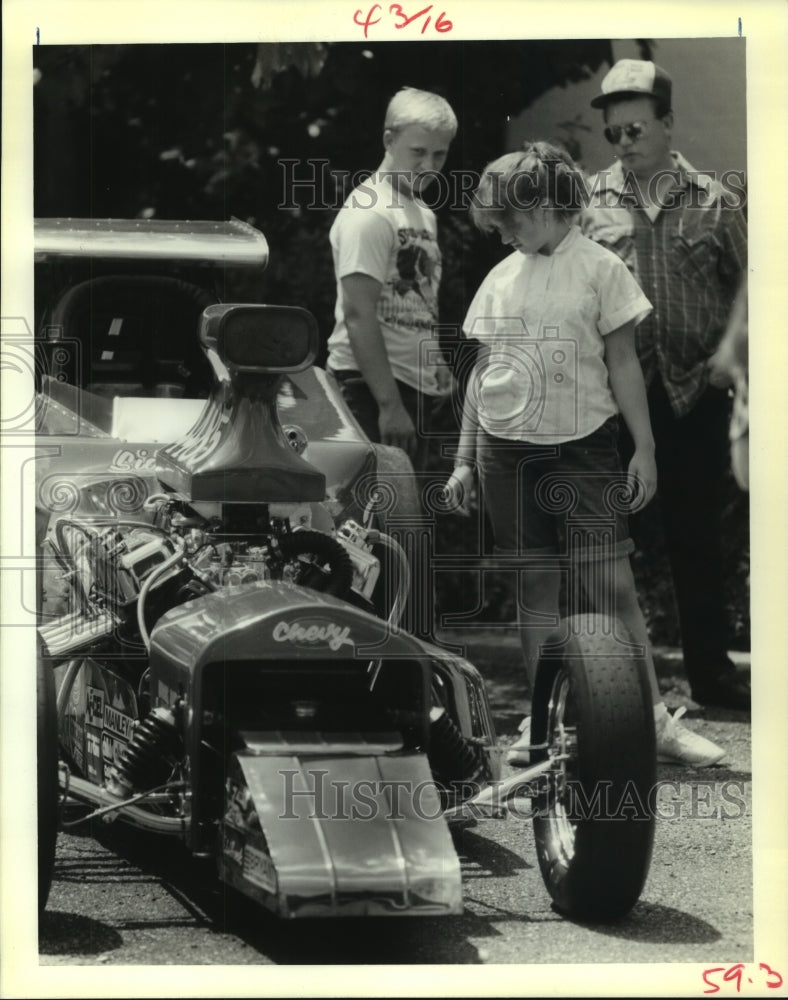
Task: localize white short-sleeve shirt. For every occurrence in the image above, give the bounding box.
[463,225,652,444]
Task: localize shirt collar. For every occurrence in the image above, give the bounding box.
[512,223,580,260]
[593,151,714,195]
[551,223,581,254]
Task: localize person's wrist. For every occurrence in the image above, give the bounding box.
[377,393,404,412]
[453,458,475,472]
[631,437,655,455]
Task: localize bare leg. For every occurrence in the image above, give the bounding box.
[516,565,562,692]
[576,555,660,703]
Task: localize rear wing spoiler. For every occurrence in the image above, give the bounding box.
[34,217,269,268]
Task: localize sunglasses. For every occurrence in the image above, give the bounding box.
[603,121,653,145]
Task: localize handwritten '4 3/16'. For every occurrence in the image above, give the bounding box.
[353,4,453,37]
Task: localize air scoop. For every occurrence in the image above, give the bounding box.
[156,304,326,503]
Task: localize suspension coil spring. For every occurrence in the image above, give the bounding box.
[106,707,181,798]
[428,707,484,785]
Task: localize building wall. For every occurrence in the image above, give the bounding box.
[507,38,747,180]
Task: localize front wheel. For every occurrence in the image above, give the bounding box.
[37,641,59,914]
[531,614,656,921]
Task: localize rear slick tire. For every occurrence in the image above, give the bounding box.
[531,614,656,922]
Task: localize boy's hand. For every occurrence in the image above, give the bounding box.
[442,465,475,516]
[627,448,657,511]
[378,399,418,459]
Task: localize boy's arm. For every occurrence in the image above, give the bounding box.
[341,272,417,458]
[604,320,657,510]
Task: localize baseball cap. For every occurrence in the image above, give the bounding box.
[590,59,672,109]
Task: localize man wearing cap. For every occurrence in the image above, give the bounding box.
[582,58,749,711]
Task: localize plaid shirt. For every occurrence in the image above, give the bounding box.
[582,152,747,416]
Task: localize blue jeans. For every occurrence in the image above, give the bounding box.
[477,417,634,563]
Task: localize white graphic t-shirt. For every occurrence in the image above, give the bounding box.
[326,173,444,396]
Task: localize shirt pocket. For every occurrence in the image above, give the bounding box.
[670,229,720,288]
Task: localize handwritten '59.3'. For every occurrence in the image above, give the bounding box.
[353,4,453,38]
[703,963,783,994]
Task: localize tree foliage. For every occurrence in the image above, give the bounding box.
[33,39,613,335]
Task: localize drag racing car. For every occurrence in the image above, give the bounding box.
[33,217,656,923]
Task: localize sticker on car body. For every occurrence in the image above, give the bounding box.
[70,719,85,770]
[101,731,127,766]
[103,704,134,740]
[243,844,277,894]
[222,826,245,867]
[86,685,104,727]
[85,730,102,780]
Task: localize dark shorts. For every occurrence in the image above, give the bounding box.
[330,369,435,474]
[477,416,635,563]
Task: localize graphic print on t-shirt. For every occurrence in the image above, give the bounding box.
[381,226,441,333]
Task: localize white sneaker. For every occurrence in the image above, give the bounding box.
[506,716,532,767]
[656,706,726,768]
